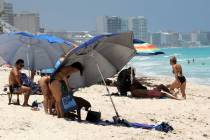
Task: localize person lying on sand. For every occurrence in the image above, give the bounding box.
[115,67,179,99]
[49,62,84,118]
[117,67,147,96]
[169,56,186,99]
[131,84,179,100]
[8,59,31,106]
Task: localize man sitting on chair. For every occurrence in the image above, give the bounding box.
[9,59,31,106]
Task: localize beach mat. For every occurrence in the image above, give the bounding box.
[96,119,174,133]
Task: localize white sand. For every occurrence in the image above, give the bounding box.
[0,69,210,140]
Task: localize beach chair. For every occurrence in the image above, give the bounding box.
[3,84,21,105]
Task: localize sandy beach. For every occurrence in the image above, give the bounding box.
[0,68,210,140]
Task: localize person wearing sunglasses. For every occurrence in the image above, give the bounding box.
[9,59,31,106]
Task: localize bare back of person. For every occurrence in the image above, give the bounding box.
[173,64,183,77]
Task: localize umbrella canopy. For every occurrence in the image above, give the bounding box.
[0,32,75,70]
[54,32,135,88]
[36,34,76,53]
[133,39,164,56]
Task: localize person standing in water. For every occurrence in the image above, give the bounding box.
[169,56,186,99]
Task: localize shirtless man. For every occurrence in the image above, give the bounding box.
[9,59,31,106]
[169,56,186,99]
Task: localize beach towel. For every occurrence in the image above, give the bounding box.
[60,80,77,113]
[97,118,173,133]
[20,73,40,94]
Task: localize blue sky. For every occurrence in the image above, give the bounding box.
[8,0,210,32]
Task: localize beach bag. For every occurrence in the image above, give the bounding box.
[86,110,101,123]
[60,81,77,113]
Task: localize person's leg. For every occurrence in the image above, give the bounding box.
[169,80,181,96]
[43,95,49,113]
[156,84,171,93]
[49,81,64,118]
[42,86,50,113]
[19,86,31,106]
[169,80,180,90]
[23,93,30,106]
[39,76,51,113]
[48,96,55,115]
[58,97,64,118]
[16,94,20,105]
[56,97,64,118]
[55,102,60,118]
[156,84,180,99]
[162,92,180,100]
[180,82,186,99]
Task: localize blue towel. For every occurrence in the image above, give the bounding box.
[20,73,40,94]
[97,119,173,133]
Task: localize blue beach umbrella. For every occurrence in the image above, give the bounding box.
[0,32,75,70]
[53,32,136,88]
[52,32,135,118]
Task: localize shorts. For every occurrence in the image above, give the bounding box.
[9,85,21,93]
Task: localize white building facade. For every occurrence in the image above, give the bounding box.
[14,12,40,33]
[0,0,14,25]
[128,17,148,41]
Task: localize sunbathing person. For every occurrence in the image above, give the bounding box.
[169,56,186,99]
[116,67,147,96]
[115,67,178,99]
[9,59,31,106]
[49,62,84,118]
[131,84,179,99]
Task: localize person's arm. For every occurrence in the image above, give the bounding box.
[163,92,181,100]
[63,77,71,91]
[13,69,22,85]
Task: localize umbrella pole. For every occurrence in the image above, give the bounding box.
[96,64,120,118]
[27,44,31,77]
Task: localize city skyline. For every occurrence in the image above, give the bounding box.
[96,16,148,41]
[6,0,210,32]
[1,0,210,47]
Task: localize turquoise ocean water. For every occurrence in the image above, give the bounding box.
[130,47,210,85]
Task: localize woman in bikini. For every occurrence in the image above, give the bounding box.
[49,62,83,118]
[169,56,186,99]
